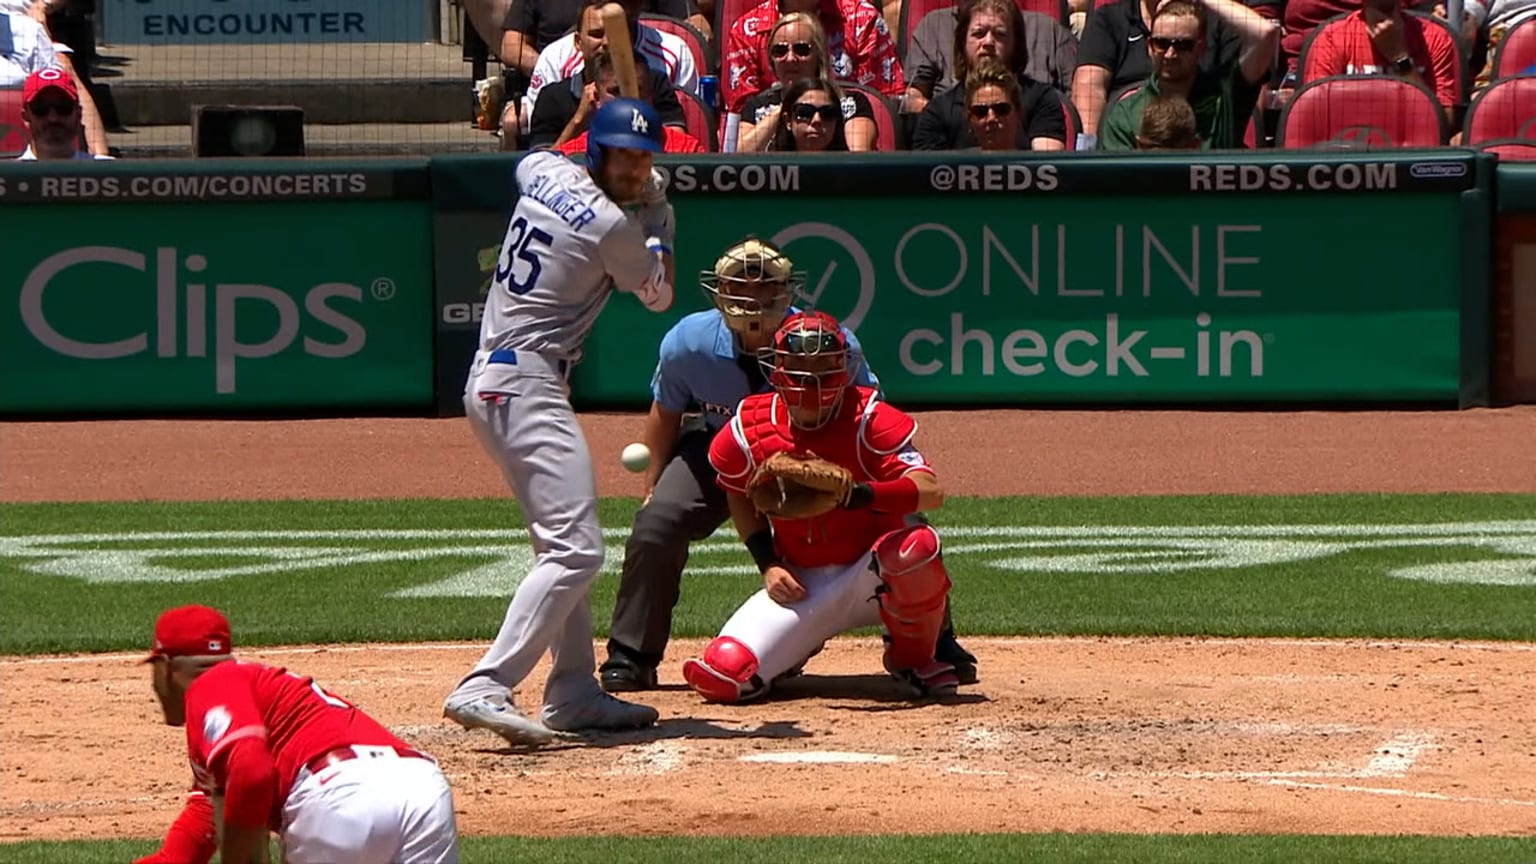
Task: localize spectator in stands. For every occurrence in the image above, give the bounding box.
[1300,0,1461,119]
[768,77,852,149]
[15,68,108,160]
[735,12,879,150]
[963,61,1029,149]
[905,0,1078,110]
[1098,0,1277,150]
[2,0,107,155]
[552,51,707,152]
[528,47,689,148]
[1071,0,1252,145]
[512,0,699,146]
[1134,93,1203,147]
[911,0,1067,150]
[1462,0,1535,88]
[724,0,905,115]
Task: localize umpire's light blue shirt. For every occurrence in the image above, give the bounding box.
[651,308,879,430]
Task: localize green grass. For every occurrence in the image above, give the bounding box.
[5,833,1536,864]
[3,494,1536,654]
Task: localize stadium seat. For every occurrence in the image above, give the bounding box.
[1,88,27,158]
[1061,95,1081,149]
[1464,74,1536,156]
[1277,74,1446,148]
[898,0,1071,58]
[675,88,720,150]
[839,79,901,150]
[1478,140,1536,159]
[1493,16,1536,80]
[641,14,717,76]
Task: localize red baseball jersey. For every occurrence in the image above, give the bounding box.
[709,386,935,567]
[183,660,411,821]
[723,0,904,114]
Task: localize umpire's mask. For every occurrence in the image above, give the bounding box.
[700,237,804,351]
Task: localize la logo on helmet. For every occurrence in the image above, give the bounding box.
[630,109,649,134]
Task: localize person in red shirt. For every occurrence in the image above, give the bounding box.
[723,0,905,115]
[1300,0,1460,115]
[139,606,459,864]
[681,312,962,704]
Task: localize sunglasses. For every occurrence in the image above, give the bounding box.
[1149,36,1198,53]
[790,102,840,123]
[968,101,1013,119]
[27,101,75,117]
[770,41,815,59]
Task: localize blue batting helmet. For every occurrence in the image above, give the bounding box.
[586,98,664,171]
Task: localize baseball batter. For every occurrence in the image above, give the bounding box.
[442,97,677,746]
[681,312,964,702]
[141,605,459,864]
[599,238,978,693]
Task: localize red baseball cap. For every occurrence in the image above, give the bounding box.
[23,68,79,105]
[145,605,233,662]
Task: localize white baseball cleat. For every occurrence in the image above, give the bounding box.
[444,696,556,746]
[541,691,659,733]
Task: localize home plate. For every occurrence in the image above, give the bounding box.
[739,751,899,765]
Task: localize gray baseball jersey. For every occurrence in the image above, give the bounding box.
[479,150,667,362]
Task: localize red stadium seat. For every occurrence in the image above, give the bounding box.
[674,88,720,150]
[1,89,27,157]
[1277,74,1445,148]
[838,79,900,150]
[1464,74,1536,153]
[1493,16,1536,80]
[1479,140,1536,159]
[1061,94,1081,149]
[898,0,1070,59]
[641,14,716,76]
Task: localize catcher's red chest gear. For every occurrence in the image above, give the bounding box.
[708,386,934,568]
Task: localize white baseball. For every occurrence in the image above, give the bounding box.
[621,442,651,473]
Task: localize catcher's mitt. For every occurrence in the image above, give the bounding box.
[748,451,854,519]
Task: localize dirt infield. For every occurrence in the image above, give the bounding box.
[3,408,1536,844]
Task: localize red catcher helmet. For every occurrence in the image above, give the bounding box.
[768,311,850,429]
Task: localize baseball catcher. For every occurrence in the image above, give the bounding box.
[599,237,979,693]
[681,311,963,703]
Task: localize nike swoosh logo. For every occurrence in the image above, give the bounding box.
[1129,34,1144,41]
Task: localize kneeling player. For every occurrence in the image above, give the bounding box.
[681,311,962,703]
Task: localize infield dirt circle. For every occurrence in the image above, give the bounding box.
[3,409,1536,843]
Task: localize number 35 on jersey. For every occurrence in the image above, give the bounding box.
[495,215,554,296]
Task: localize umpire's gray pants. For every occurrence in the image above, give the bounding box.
[607,421,727,668]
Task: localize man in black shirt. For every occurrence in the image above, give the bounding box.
[527,62,688,148]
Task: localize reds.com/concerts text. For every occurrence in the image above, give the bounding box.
[33,173,369,200]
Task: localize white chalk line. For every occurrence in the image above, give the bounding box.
[8,634,1533,668]
[1262,780,1536,808]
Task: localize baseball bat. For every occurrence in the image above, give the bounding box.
[600,2,640,99]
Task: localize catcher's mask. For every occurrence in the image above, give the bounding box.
[700,237,803,341]
[767,311,850,429]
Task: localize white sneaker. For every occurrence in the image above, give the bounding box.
[444,696,555,746]
[541,691,659,733]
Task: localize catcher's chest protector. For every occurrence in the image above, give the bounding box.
[737,392,876,481]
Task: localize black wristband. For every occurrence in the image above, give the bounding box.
[744,529,780,573]
[843,482,874,510]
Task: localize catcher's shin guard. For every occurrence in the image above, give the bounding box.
[872,525,958,694]
[682,636,767,703]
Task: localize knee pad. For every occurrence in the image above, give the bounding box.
[682,636,762,703]
[873,526,952,670]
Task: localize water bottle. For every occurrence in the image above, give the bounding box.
[698,75,720,111]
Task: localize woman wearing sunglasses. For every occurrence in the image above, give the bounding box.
[735,12,877,151]
[962,61,1027,151]
[911,0,1066,151]
[768,78,851,151]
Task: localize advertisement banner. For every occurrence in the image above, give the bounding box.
[433,152,1478,411]
[1,200,435,414]
[100,0,429,45]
